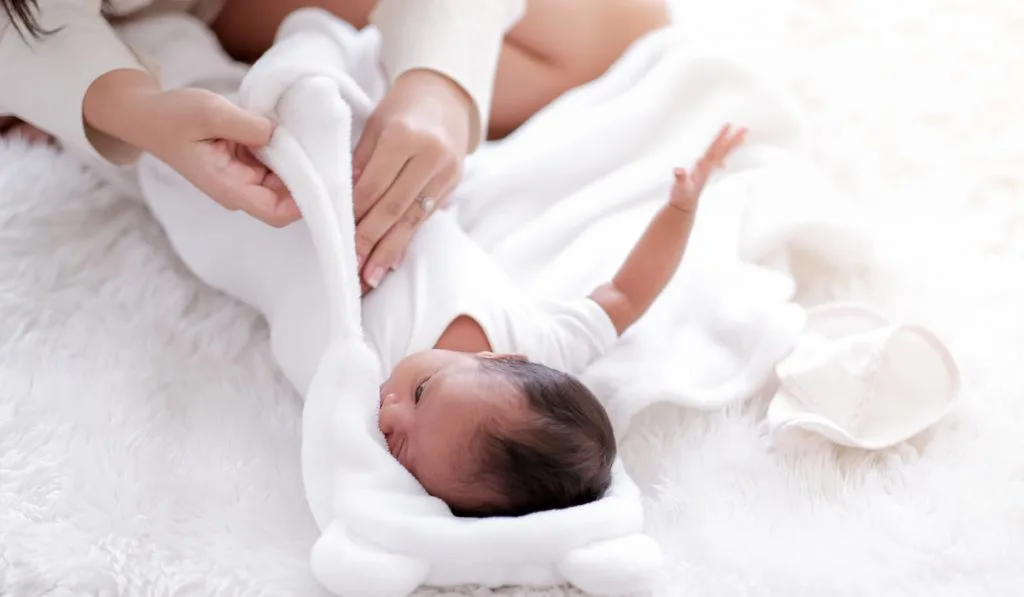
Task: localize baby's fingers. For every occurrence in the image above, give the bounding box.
[705,124,746,165]
[709,124,735,151]
[722,127,748,156]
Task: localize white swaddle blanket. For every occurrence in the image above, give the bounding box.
[134,8,960,597]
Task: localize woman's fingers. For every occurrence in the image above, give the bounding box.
[348,69,472,288]
[235,183,302,227]
[352,128,413,223]
[361,167,456,290]
[205,95,275,147]
[354,151,439,266]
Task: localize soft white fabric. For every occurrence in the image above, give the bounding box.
[133,8,961,596]
[4,0,1018,595]
[768,302,960,450]
[139,11,661,597]
[360,210,621,376]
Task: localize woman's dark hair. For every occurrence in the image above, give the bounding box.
[456,357,617,518]
[3,0,46,37]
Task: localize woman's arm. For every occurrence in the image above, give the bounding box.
[0,1,298,226]
[369,0,526,150]
[352,0,527,288]
[0,0,153,163]
[590,125,747,335]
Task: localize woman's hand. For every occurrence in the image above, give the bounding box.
[84,69,299,227]
[139,88,299,227]
[351,69,473,290]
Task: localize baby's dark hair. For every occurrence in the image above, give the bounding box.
[456,357,617,518]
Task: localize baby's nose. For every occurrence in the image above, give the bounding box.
[380,391,400,409]
[378,393,400,435]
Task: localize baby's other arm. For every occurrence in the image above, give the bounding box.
[590,124,746,336]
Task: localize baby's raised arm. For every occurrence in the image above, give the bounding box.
[590,124,746,335]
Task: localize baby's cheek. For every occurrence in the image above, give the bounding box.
[412,433,476,503]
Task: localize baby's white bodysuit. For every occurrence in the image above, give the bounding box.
[364,209,619,376]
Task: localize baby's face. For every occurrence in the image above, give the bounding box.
[377,350,523,509]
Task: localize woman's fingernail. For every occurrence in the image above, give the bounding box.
[393,253,405,270]
[367,266,385,289]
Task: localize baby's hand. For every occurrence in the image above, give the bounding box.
[669,124,747,213]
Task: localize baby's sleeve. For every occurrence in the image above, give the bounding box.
[0,0,153,164]
[522,297,619,376]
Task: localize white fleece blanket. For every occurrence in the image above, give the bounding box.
[132,8,953,597]
[141,12,663,596]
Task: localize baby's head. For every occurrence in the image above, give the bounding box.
[378,350,615,517]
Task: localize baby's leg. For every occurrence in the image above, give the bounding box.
[211,0,670,138]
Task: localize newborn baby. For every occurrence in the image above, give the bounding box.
[140,108,743,518]
[370,125,746,517]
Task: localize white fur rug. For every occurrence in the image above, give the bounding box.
[2,0,1022,595]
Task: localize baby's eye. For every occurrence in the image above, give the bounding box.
[414,383,425,403]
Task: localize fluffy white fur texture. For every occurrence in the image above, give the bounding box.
[1,0,1022,595]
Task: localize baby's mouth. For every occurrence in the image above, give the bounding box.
[383,433,404,460]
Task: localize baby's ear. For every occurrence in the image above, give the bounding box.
[479,352,529,363]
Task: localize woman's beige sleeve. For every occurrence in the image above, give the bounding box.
[0,0,154,164]
[369,0,526,150]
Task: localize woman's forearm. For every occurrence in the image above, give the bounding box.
[371,0,526,149]
[82,68,163,151]
[0,1,154,163]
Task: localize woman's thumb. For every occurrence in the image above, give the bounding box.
[210,102,275,147]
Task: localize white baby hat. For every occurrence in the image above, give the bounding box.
[768,302,960,449]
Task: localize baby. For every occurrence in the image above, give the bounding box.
[371,125,746,517]
[139,105,743,519]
